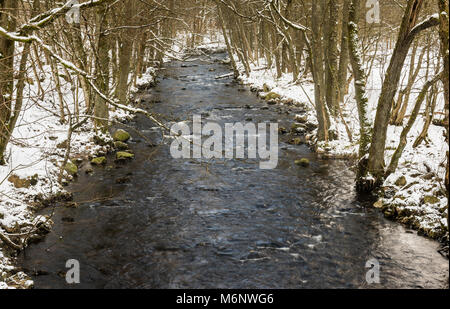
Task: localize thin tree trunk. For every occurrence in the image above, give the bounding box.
[311,0,329,141]
[386,72,443,177]
[436,0,449,201]
[413,84,438,148]
[94,4,110,131]
[325,0,339,116]
[217,4,238,78]
[338,0,350,104]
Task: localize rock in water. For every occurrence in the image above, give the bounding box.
[278,127,288,135]
[265,92,281,101]
[113,129,131,142]
[291,123,306,132]
[116,152,135,161]
[91,157,107,166]
[65,161,78,176]
[114,141,129,150]
[289,138,303,145]
[295,158,310,167]
[295,114,308,123]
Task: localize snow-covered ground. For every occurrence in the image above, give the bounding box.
[233,48,448,241]
[0,57,156,288]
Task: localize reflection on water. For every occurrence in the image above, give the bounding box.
[19,53,449,289]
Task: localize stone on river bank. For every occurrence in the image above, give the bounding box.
[113,129,131,142]
[91,157,107,166]
[65,161,78,176]
[265,92,281,101]
[116,151,135,161]
[114,141,129,150]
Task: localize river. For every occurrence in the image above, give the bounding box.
[19,52,449,289]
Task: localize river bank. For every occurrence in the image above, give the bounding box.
[0,63,157,288]
[231,54,448,249]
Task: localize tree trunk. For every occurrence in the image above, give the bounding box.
[311,0,329,141]
[348,0,373,191]
[217,4,238,78]
[338,0,350,104]
[116,0,135,105]
[0,0,17,165]
[436,0,449,202]
[94,4,110,131]
[325,0,339,116]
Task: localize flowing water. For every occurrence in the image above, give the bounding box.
[19,53,449,289]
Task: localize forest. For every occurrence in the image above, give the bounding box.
[0,0,449,289]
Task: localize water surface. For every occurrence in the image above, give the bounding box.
[19,53,449,289]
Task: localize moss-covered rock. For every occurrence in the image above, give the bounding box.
[116,151,135,160]
[295,158,310,167]
[65,161,78,176]
[113,129,131,142]
[114,141,129,150]
[91,157,107,166]
[289,137,303,145]
[265,92,281,101]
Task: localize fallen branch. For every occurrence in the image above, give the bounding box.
[0,231,22,250]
